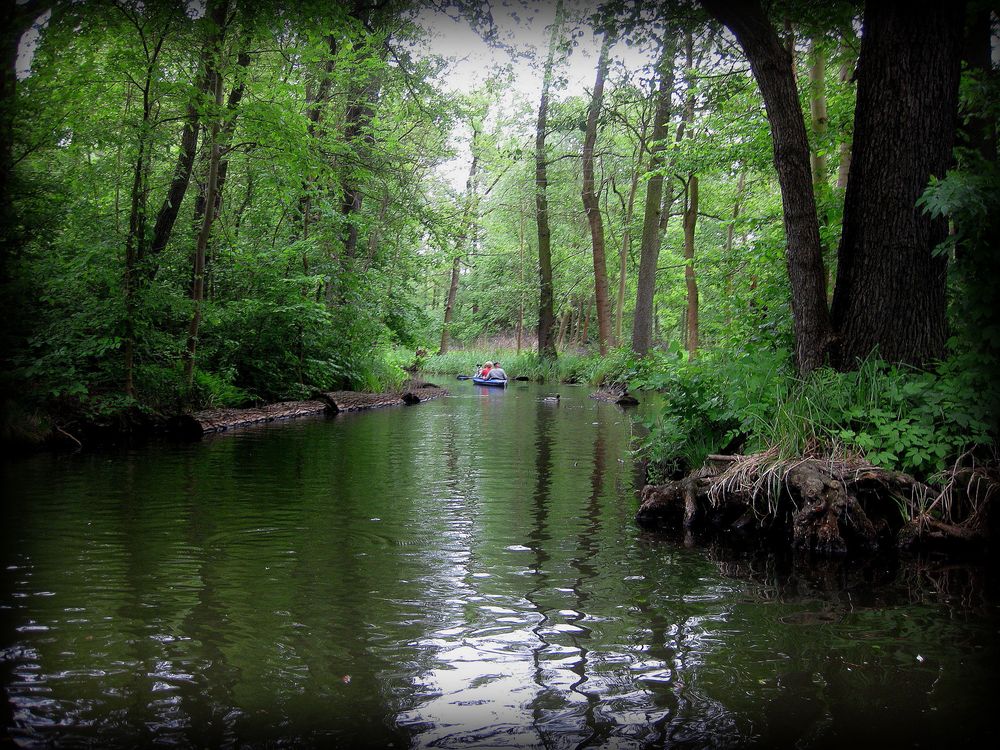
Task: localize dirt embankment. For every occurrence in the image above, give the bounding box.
[636,450,999,558]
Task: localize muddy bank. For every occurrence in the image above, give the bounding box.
[636,451,999,558]
[16,382,448,448]
[589,385,639,406]
[177,382,447,438]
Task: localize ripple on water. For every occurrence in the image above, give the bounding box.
[2,385,999,747]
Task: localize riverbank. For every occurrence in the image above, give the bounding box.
[177,382,447,438]
[636,448,999,558]
[4,380,447,450]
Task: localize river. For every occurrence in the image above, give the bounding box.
[2,380,998,748]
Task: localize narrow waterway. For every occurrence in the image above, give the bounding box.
[2,381,998,748]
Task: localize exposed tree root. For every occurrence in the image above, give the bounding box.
[637,452,998,557]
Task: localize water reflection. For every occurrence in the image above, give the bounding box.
[2,384,998,748]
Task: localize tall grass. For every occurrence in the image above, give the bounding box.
[637,350,996,482]
[421,346,645,385]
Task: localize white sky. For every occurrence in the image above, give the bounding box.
[413,1,656,190]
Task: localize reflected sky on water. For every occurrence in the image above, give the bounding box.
[2,381,998,748]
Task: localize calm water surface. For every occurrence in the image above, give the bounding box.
[2,381,998,748]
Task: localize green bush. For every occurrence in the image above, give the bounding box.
[635,349,996,483]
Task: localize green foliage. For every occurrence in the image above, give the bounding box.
[637,351,996,483]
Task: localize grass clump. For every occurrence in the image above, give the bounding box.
[635,349,996,484]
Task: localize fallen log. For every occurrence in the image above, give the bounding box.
[178,384,449,438]
[180,400,330,437]
[320,384,448,412]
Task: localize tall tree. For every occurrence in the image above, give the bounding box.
[830,1,965,368]
[121,7,170,397]
[582,31,613,355]
[631,34,676,356]
[148,7,228,263]
[683,174,699,357]
[183,0,228,387]
[440,138,479,355]
[701,0,832,374]
[534,0,564,359]
[0,0,45,263]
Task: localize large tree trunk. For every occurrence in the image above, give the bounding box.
[683,175,699,358]
[702,0,832,374]
[535,0,563,359]
[631,35,676,356]
[830,1,964,368]
[582,33,613,355]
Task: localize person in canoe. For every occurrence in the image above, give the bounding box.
[478,361,494,378]
[487,362,507,381]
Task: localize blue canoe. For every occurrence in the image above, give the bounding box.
[472,376,508,387]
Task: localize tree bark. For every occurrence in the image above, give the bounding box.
[183,32,226,387]
[0,0,44,268]
[582,32,613,355]
[702,0,832,374]
[807,39,829,195]
[149,6,228,263]
[836,47,855,192]
[339,2,388,267]
[615,165,640,344]
[123,26,167,397]
[439,146,479,354]
[631,35,676,356]
[517,205,525,354]
[683,175,699,358]
[535,0,563,359]
[830,1,964,368]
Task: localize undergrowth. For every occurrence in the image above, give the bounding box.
[635,348,997,484]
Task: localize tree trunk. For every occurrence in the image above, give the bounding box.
[702,0,832,374]
[556,308,571,351]
[582,32,613,355]
[580,297,593,346]
[723,172,746,325]
[683,175,699,358]
[123,30,165,397]
[535,0,563,360]
[808,39,829,195]
[830,1,964,368]
[0,0,42,274]
[149,6,228,264]
[517,206,525,354]
[339,4,387,268]
[183,45,225,387]
[440,255,461,355]
[439,147,479,354]
[835,44,856,193]
[615,168,639,344]
[631,35,676,356]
